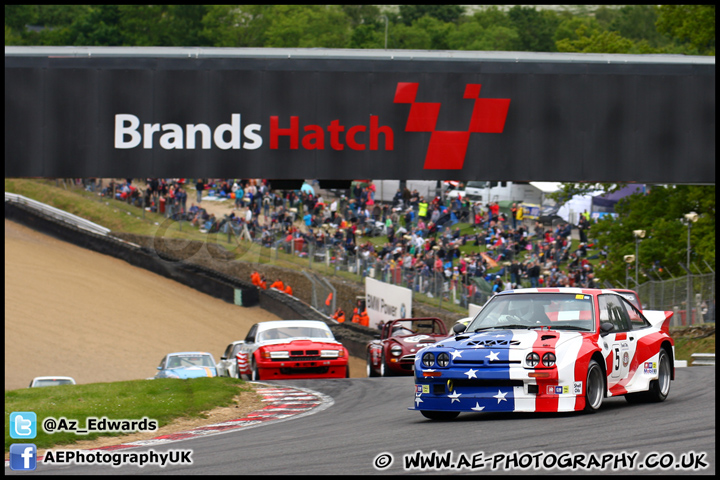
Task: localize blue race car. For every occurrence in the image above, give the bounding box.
[155,352,218,379]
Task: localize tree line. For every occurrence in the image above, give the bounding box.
[5,5,715,56]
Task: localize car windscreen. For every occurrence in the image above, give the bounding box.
[33,379,73,387]
[466,293,595,332]
[392,320,444,335]
[257,326,334,342]
[169,355,214,368]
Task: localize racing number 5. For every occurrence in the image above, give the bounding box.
[614,347,621,372]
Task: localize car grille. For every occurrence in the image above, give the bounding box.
[271,350,322,361]
[432,378,524,395]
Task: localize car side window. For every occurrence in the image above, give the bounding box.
[599,295,631,332]
[598,296,610,324]
[158,357,167,369]
[245,324,257,343]
[232,344,244,356]
[223,344,233,358]
[624,301,651,330]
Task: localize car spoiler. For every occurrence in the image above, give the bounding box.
[643,310,674,336]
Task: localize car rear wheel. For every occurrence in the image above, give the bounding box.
[626,348,671,404]
[647,348,672,402]
[421,410,460,421]
[584,359,604,412]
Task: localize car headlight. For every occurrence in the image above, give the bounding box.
[542,352,556,367]
[321,350,342,358]
[526,352,540,367]
[264,351,289,359]
[437,352,450,367]
[422,351,435,368]
[390,345,403,357]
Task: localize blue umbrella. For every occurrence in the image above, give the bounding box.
[301,183,315,195]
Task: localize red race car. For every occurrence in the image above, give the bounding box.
[367,318,449,377]
[235,320,349,380]
[611,289,643,310]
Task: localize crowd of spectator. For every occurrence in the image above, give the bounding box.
[89,178,603,300]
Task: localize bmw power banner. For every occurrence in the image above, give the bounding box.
[365,277,412,330]
[4,48,715,182]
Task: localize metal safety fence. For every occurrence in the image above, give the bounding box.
[638,274,715,327]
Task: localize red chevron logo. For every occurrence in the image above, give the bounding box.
[394,82,510,170]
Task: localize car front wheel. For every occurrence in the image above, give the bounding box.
[251,359,261,381]
[626,348,672,404]
[380,352,389,377]
[584,359,604,412]
[367,351,379,377]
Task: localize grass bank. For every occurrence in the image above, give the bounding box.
[5,377,251,453]
[671,325,716,364]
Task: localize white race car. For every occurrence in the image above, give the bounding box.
[29,376,76,388]
[216,341,246,378]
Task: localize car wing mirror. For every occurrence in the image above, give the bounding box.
[157,366,162,370]
[600,322,614,335]
[220,356,227,360]
[453,323,466,335]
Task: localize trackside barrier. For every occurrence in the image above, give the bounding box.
[691,353,716,366]
[5,192,111,236]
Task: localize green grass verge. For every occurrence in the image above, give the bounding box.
[5,377,250,453]
[671,327,716,364]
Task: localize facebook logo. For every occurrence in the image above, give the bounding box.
[10,412,37,439]
[9,444,37,471]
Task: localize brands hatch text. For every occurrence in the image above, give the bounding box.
[113,81,511,171]
[114,114,393,152]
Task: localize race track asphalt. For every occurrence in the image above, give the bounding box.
[17,366,715,476]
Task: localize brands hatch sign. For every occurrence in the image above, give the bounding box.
[5,52,714,182]
[114,82,510,171]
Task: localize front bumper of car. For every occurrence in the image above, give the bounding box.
[382,353,416,374]
[255,357,348,379]
[410,362,585,414]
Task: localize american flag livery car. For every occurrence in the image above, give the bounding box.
[411,288,674,421]
[235,320,349,380]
